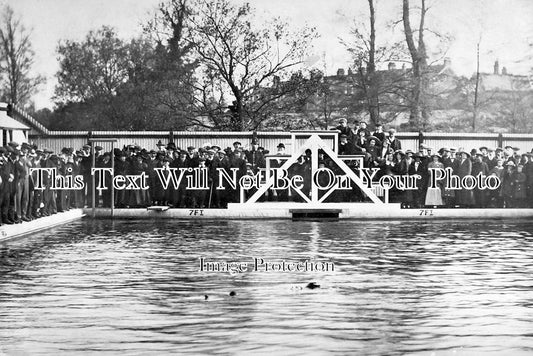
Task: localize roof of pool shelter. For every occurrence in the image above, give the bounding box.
[0,111,30,131]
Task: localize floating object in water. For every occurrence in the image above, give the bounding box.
[306,282,320,289]
[229,291,236,297]
[204,295,208,300]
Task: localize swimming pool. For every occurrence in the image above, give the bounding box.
[1,219,533,355]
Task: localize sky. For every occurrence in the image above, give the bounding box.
[4,0,533,110]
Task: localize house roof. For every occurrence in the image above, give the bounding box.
[479,74,531,91]
[0,110,30,130]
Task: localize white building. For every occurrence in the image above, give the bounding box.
[0,102,30,146]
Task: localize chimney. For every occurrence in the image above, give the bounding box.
[337,68,345,76]
[444,57,451,68]
[494,60,499,75]
[402,63,406,70]
[388,62,396,70]
[273,75,280,87]
[502,66,508,75]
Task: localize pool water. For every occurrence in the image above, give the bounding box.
[1,219,533,355]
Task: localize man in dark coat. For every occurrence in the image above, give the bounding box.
[244,138,265,172]
[96,152,113,207]
[229,149,247,203]
[0,147,14,224]
[169,150,189,207]
[44,154,59,216]
[455,150,475,207]
[443,147,460,172]
[524,152,533,207]
[334,118,354,144]
[145,150,158,205]
[114,151,129,208]
[384,129,401,156]
[217,150,231,207]
[357,121,371,138]
[338,134,357,155]
[411,153,428,208]
[372,123,386,149]
[79,144,94,207]
[471,153,489,207]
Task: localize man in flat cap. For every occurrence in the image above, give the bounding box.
[334,118,354,146]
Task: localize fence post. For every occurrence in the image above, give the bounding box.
[169,130,174,144]
[252,130,258,144]
[418,131,424,148]
[497,133,503,149]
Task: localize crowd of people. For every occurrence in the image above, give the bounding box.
[333,118,533,208]
[1,119,533,226]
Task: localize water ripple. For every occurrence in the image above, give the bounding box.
[1,219,533,355]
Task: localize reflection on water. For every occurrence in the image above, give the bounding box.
[1,219,533,355]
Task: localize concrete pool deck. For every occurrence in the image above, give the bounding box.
[1,203,530,242]
[0,209,85,242]
[84,203,533,220]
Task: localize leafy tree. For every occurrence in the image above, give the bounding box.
[141,0,199,129]
[54,25,193,130]
[55,26,132,103]
[0,5,44,107]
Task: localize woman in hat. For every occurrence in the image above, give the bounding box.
[392,150,405,175]
[425,154,444,207]
[365,136,381,167]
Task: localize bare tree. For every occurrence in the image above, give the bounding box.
[187,0,317,131]
[0,5,44,107]
[402,0,429,130]
[342,0,409,127]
